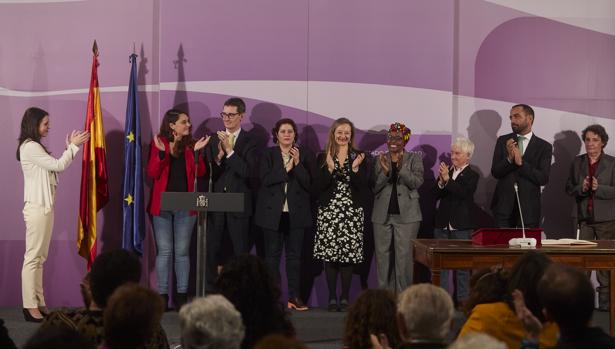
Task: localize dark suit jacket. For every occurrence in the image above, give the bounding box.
[566,153,615,223]
[254,146,315,231]
[208,129,258,217]
[434,165,479,230]
[490,132,552,226]
[314,151,371,210]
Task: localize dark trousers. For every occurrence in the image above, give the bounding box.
[579,219,615,306]
[262,212,305,299]
[494,204,539,228]
[205,213,250,291]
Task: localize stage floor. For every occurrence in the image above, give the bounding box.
[1,307,610,348]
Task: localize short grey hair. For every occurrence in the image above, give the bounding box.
[452,137,475,158]
[179,295,245,349]
[397,283,454,342]
[449,332,507,349]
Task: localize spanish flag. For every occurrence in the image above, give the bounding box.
[78,41,109,269]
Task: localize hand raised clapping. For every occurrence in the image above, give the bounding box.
[66,130,90,147]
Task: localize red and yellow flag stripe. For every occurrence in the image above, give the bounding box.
[78,41,109,269]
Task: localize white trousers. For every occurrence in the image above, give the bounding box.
[22,202,54,308]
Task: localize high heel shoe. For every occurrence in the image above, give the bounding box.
[23,308,44,323]
[287,297,309,311]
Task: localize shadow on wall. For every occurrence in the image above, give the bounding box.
[541,130,581,238]
[466,110,501,228]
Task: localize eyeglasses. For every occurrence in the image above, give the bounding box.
[220,112,241,119]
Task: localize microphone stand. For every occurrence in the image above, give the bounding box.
[509,183,537,248]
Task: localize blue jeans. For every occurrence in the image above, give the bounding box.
[152,210,196,294]
[433,228,471,301]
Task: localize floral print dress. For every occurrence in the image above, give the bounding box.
[313,156,364,264]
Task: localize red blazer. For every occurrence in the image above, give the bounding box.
[146,137,206,216]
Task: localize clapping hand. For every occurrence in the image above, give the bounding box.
[352,152,365,173]
[582,176,591,192]
[438,161,449,184]
[194,135,211,151]
[379,154,390,176]
[153,135,165,151]
[216,131,233,154]
[512,289,541,344]
[66,130,90,147]
[592,176,599,191]
[290,147,300,166]
[325,147,335,174]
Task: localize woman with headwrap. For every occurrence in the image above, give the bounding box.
[372,122,423,293]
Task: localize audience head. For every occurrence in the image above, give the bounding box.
[538,263,595,334]
[325,117,358,157]
[89,249,141,309]
[179,295,245,349]
[464,265,509,315]
[506,251,552,322]
[271,118,298,146]
[254,335,308,349]
[449,332,507,349]
[397,283,454,343]
[343,289,400,349]
[103,283,164,349]
[23,326,95,349]
[216,254,294,349]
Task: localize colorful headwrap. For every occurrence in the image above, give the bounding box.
[387,122,411,144]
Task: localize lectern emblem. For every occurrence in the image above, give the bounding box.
[196,195,208,208]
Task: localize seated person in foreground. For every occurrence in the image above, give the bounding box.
[514,263,615,349]
[459,251,559,349]
[41,249,169,348]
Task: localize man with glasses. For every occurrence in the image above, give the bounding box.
[206,97,257,292]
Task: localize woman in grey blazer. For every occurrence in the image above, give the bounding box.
[566,124,615,311]
[372,123,423,293]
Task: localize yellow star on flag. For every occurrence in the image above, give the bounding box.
[126,132,135,142]
[124,193,134,206]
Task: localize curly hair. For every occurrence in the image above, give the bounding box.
[387,122,411,144]
[343,289,400,349]
[215,254,294,349]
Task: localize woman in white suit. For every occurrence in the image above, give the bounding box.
[17,107,89,322]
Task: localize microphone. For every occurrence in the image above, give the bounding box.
[508,182,537,248]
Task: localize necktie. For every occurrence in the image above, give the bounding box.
[228,133,235,149]
[517,135,526,155]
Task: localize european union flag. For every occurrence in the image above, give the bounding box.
[122,53,144,254]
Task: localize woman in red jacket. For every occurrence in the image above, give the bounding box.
[147,109,209,310]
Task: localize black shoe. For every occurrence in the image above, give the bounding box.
[161,294,172,312]
[339,299,349,312]
[327,299,338,312]
[174,293,188,311]
[288,297,309,311]
[23,308,44,323]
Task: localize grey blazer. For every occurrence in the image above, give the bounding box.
[566,153,615,223]
[371,151,424,224]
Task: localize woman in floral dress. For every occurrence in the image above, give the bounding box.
[314,117,370,312]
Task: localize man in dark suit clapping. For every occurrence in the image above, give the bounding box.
[491,104,552,228]
[206,97,258,292]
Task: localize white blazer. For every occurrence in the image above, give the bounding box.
[20,140,80,214]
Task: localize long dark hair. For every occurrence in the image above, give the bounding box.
[216,254,295,349]
[158,109,194,156]
[17,107,49,161]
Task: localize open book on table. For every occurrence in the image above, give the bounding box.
[541,238,597,247]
